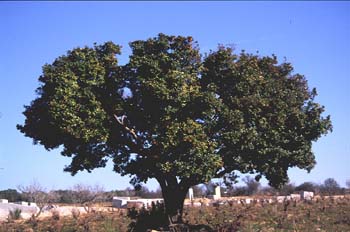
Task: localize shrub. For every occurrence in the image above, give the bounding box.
[27,214,38,228]
[71,208,80,220]
[127,202,168,232]
[51,209,60,220]
[8,208,22,220]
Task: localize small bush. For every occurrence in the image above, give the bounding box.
[27,214,38,228]
[71,208,80,220]
[127,202,168,232]
[8,208,22,220]
[51,209,60,220]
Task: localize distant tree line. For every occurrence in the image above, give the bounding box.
[0,178,348,204]
[225,177,348,196]
[0,189,23,202]
[0,184,162,204]
[193,177,349,197]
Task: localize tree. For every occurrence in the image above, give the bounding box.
[203,180,217,196]
[18,181,58,217]
[278,182,296,196]
[320,178,341,195]
[134,186,163,198]
[346,179,350,189]
[53,190,75,204]
[17,34,332,224]
[242,176,261,195]
[70,184,104,212]
[0,189,23,202]
[295,181,319,193]
[191,185,206,198]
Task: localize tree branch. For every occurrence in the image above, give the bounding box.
[215,169,227,178]
[112,114,155,159]
[113,114,138,141]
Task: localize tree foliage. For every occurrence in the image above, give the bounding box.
[18,34,332,222]
[320,178,342,195]
[295,182,319,193]
[242,176,261,195]
[0,189,23,202]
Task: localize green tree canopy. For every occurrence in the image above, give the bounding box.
[18,34,332,223]
[295,181,319,193]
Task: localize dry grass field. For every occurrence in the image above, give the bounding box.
[0,196,349,232]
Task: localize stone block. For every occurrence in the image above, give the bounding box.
[245,198,252,204]
[188,188,194,201]
[214,186,221,199]
[16,201,29,206]
[276,196,286,203]
[301,191,314,200]
[29,202,37,207]
[126,201,144,209]
[112,197,130,208]
[290,194,301,200]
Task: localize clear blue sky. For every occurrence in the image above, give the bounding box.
[0,2,349,191]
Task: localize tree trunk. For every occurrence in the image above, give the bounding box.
[157,178,189,224]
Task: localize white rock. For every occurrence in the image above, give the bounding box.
[300,191,314,200]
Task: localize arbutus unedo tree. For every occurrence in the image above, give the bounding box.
[18,34,332,224]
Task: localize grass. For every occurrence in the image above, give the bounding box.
[183,197,350,231]
[7,208,21,221]
[0,197,349,231]
[0,211,131,232]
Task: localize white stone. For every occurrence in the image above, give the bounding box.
[188,188,194,201]
[127,198,163,208]
[112,197,130,208]
[15,201,29,206]
[276,196,286,203]
[0,202,39,220]
[112,197,164,209]
[42,204,58,212]
[290,194,301,200]
[142,198,164,208]
[126,201,144,209]
[193,202,201,207]
[214,186,221,199]
[29,202,37,207]
[300,191,314,200]
[186,202,201,207]
[199,198,210,206]
[245,198,252,204]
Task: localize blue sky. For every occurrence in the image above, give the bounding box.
[0,2,349,191]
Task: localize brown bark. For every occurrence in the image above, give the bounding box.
[157,177,189,224]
